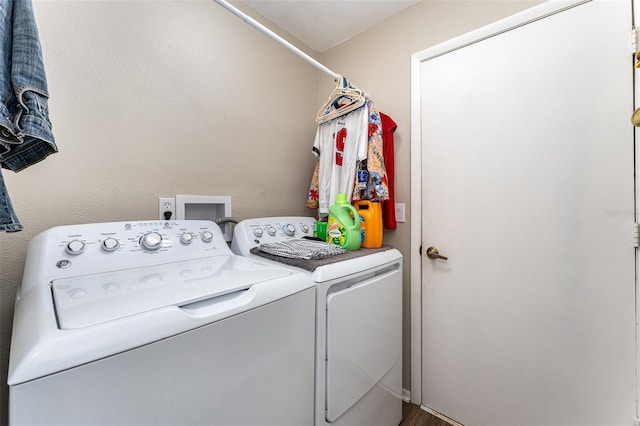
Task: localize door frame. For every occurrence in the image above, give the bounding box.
[408,0,612,409]
[634,1,640,421]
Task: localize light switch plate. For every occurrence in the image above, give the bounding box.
[395,203,406,223]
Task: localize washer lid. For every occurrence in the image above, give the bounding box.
[51,255,291,329]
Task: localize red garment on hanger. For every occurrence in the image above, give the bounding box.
[380,112,397,229]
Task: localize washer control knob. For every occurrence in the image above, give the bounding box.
[201,231,214,242]
[253,228,264,238]
[267,226,277,237]
[140,232,163,251]
[180,233,194,245]
[284,224,296,236]
[66,240,85,255]
[102,237,119,252]
[301,224,309,234]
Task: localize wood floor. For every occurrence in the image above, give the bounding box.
[400,402,452,426]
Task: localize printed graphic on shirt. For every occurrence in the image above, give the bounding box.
[335,128,346,166]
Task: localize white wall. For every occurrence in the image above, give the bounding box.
[0,0,547,423]
[0,2,318,424]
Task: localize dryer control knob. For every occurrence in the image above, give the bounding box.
[102,237,119,252]
[201,231,214,242]
[66,239,85,255]
[253,228,264,238]
[267,226,277,237]
[180,233,194,245]
[284,224,295,236]
[301,224,309,234]
[140,232,163,251]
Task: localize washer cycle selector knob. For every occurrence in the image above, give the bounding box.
[180,233,194,244]
[284,224,295,236]
[301,224,309,234]
[201,231,214,242]
[139,232,163,251]
[267,226,276,237]
[102,237,119,252]
[253,228,264,238]
[66,240,85,255]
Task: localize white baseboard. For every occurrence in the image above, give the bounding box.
[420,405,463,426]
[401,391,461,426]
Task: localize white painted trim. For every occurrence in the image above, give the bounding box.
[402,388,411,403]
[421,405,463,426]
[409,52,423,406]
[634,1,640,421]
[409,0,592,410]
[412,0,589,64]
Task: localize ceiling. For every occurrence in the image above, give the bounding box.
[241,0,421,52]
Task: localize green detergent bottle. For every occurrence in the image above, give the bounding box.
[327,193,361,251]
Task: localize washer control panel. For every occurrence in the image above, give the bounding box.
[37,220,228,277]
[231,216,316,257]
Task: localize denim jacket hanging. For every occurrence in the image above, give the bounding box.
[0,0,57,232]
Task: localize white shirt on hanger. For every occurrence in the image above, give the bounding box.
[313,105,368,214]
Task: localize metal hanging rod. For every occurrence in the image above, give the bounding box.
[212,0,340,80]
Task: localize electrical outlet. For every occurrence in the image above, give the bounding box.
[158,197,175,221]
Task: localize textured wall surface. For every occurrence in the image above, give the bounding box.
[0,1,543,423]
[0,2,317,424]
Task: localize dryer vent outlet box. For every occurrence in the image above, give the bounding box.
[175,195,232,241]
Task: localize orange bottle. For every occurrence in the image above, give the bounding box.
[354,200,383,248]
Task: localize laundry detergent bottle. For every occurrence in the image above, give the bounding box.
[354,200,383,248]
[327,193,361,251]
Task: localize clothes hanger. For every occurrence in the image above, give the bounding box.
[316,76,366,123]
[316,75,367,124]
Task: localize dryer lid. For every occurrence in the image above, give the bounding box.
[51,255,291,329]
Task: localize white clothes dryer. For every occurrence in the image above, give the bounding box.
[231,216,403,426]
[8,220,315,426]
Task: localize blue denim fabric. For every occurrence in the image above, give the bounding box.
[0,168,22,232]
[0,0,57,170]
[0,0,57,231]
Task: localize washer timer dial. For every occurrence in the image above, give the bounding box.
[139,232,163,251]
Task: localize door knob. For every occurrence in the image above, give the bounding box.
[426,246,448,260]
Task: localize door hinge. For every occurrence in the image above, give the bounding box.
[634,223,639,248]
[631,28,638,55]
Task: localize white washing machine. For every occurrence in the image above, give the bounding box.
[231,216,403,426]
[8,220,315,426]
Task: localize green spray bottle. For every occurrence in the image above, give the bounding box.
[327,193,361,251]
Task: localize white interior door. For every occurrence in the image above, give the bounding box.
[416,1,636,424]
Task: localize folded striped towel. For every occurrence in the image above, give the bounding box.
[259,239,346,260]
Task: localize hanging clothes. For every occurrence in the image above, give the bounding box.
[306,105,368,214]
[306,159,320,209]
[379,112,397,229]
[352,100,389,202]
[0,170,22,232]
[0,0,57,232]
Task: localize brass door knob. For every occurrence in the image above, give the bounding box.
[426,246,448,260]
